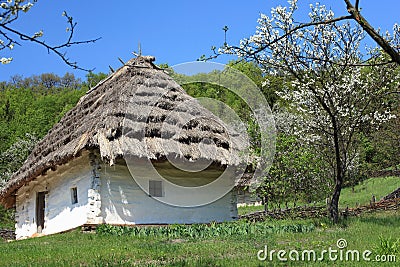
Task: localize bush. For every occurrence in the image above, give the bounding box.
[0,205,14,229]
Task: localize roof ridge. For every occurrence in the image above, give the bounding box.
[85,55,163,96]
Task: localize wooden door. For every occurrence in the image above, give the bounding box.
[36,192,46,233]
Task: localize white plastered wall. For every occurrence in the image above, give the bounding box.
[15,152,92,239]
[14,152,239,239]
[100,162,238,225]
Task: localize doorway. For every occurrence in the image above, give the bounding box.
[36,192,46,233]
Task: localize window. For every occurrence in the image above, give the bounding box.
[149,180,163,197]
[71,187,78,204]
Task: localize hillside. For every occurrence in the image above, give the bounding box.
[339,176,399,208]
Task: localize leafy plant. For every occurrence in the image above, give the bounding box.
[0,204,14,229]
[96,221,315,239]
[375,236,400,255]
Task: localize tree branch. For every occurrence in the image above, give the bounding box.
[355,0,360,11]
[205,1,400,68]
[247,15,353,58]
[1,9,100,71]
[344,0,400,65]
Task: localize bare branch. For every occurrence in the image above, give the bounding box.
[2,22,100,71]
[1,7,100,71]
[384,91,400,95]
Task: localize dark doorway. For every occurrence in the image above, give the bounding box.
[36,192,46,233]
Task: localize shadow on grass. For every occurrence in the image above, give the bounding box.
[313,211,400,230]
[355,214,400,227]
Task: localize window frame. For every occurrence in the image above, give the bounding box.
[149,180,164,197]
[70,187,78,204]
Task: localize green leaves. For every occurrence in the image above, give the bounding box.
[96,221,315,239]
[83,72,108,89]
[260,132,331,209]
[0,75,85,153]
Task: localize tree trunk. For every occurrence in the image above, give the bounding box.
[263,196,268,212]
[329,175,343,223]
[329,117,344,223]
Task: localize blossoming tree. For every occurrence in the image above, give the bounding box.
[218,0,399,222]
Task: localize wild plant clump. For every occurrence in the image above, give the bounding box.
[96,221,315,238]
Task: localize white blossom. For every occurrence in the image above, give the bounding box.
[221,0,400,188]
[1,57,13,64]
[33,30,43,38]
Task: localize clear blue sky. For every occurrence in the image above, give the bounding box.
[0,0,399,81]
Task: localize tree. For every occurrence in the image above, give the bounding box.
[260,109,331,211]
[216,0,399,222]
[0,133,38,188]
[261,131,331,211]
[60,73,81,89]
[361,94,400,171]
[39,73,61,89]
[0,133,37,227]
[83,72,108,89]
[1,0,99,70]
[203,0,400,66]
[0,75,86,152]
[227,60,284,108]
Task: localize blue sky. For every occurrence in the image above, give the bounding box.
[1,0,399,81]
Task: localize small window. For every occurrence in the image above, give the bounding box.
[149,180,163,197]
[71,187,78,204]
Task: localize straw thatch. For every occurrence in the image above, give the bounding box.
[0,56,246,208]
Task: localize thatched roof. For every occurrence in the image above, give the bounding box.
[0,56,247,208]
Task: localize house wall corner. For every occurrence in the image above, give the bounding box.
[86,151,103,224]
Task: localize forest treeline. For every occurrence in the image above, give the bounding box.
[0,62,399,211]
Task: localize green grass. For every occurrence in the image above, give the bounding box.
[237,204,265,215]
[1,211,399,266]
[237,201,315,215]
[339,176,399,208]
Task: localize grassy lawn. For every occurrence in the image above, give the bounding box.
[339,176,399,208]
[238,204,265,215]
[0,211,399,266]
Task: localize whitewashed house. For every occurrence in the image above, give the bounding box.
[0,56,247,239]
